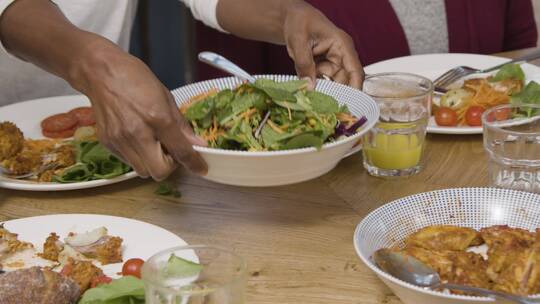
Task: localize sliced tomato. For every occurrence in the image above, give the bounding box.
[434,107,458,126]
[465,106,485,126]
[69,107,96,126]
[122,258,145,278]
[42,126,77,138]
[41,113,78,132]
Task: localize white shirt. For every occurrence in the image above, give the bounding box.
[0,0,222,106]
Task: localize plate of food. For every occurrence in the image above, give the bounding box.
[365,53,540,134]
[0,95,137,191]
[171,75,379,186]
[0,213,193,303]
[354,187,540,304]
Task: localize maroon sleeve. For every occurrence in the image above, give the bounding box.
[503,0,538,51]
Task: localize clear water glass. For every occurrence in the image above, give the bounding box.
[141,245,246,304]
[482,104,540,193]
[362,73,433,177]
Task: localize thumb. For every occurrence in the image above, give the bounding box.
[287,36,317,89]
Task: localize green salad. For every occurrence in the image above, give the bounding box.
[181,79,366,151]
[54,141,132,183]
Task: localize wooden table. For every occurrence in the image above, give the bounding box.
[1,49,538,304]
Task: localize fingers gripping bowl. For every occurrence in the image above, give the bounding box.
[171,75,379,187]
[353,188,540,304]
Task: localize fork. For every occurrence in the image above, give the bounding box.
[433,50,540,92]
[0,162,58,179]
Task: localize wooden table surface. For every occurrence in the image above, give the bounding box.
[1,48,538,304]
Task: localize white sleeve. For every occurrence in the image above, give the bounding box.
[180,0,227,33]
[0,0,16,56]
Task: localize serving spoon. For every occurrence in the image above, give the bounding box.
[373,248,536,304]
[197,51,269,138]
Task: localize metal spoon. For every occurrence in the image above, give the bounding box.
[198,51,256,84]
[0,162,58,179]
[373,248,535,304]
[198,51,270,138]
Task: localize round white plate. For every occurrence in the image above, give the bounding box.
[0,95,138,191]
[365,53,540,135]
[1,214,191,278]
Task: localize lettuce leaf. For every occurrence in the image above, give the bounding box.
[78,276,144,304]
[490,63,525,82]
[54,141,132,183]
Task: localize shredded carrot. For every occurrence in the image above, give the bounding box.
[240,108,257,122]
[456,79,510,125]
[180,88,219,114]
[267,120,284,134]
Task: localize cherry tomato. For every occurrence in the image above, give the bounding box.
[435,107,458,126]
[493,107,511,121]
[91,275,113,288]
[122,258,145,278]
[465,106,485,126]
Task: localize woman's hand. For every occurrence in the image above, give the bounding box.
[282,2,364,89]
[72,43,207,180]
[217,0,364,89]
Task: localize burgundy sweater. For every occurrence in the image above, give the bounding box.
[195,0,537,80]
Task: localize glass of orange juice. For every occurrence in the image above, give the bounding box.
[362,73,433,177]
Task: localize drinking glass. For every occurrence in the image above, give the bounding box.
[482,104,540,193]
[362,73,432,177]
[141,245,247,304]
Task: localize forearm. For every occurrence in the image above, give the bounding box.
[0,0,122,92]
[216,0,310,45]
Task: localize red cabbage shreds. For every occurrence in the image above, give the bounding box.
[334,116,367,137]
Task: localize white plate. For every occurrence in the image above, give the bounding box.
[0,95,138,191]
[1,214,191,277]
[365,53,540,135]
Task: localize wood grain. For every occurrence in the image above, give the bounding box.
[1,49,537,304]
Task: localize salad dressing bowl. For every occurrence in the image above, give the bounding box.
[172,75,379,187]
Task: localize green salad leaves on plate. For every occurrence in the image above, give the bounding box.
[181,78,366,151]
[54,141,132,183]
[79,276,144,304]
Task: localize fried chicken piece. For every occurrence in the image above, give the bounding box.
[403,246,492,292]
[492,228,540,295]
[61,258,104,293]
[404,225,483,251]
[2,149,42,175]
[40,233,64,262]
[480,225,534,281]
[0,225,33,259]
[0,122,24,161]
[52,144,76,167]
[0,266,80,304]
[73,236,123,265]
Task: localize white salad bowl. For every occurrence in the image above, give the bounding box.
[171,75,379,187]
[353,187,540,304]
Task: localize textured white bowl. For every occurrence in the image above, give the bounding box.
[171,75,379,187]
[354,187,540,304]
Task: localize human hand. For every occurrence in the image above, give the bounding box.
[72,44,207,180]
[282,2,364,89]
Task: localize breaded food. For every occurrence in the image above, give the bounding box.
[0,225,33,258]
[40,233,64,262]
[492,228,540,295]
[0,122,24,161]
[52,144,76,167]
[61,258,104,293]
[0,266,80,304]
[404,225,483,251]
[2,149,42,175]
[72,236,123,265]
[403,246,491,291]
[480,225,534,281]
